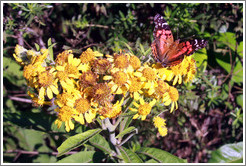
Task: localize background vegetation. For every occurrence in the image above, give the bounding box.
[3,3,243,163]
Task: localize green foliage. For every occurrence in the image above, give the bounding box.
[137,147,187,163]
[208,142,243,163]
[9,3,52,26]
[57,151,105,163]
[119,146,143,163]
[88,134,113,155]
[57,129,102,157]
[116,126,136,139]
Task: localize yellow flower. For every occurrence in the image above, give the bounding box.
[80,48,103,64]
[55,90,81,108]
[55,70,75,92]
[152,63,169,80]
[129,55,141,70]
[78,71,98,90]
[103,70,130,95]
[92,58,111,74]
[56,54,85,79]
[38,67,59,100]
[153,116,166,128]
[183,56,197,83]
[154,80,169,100]
[30,48,49,65]
[153,116,168,137]
[99,98,124,119]
[162,86,179,113]
[168,56,193,85]
[55,50,73,66]
[128,76,143,101]
[73,97,97,124]
[89,83,113,106]
[13,44,28,65]
[130,98,156,120]
[138,64,158,95]
[27,91,52,106]
[158,126,168,137]
[107,52,129,69]
[55,105,77,132]
[23,62,46,87]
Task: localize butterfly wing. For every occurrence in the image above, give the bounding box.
[151,14,208,67]
[151,14,174,63]
[161,39,208,67]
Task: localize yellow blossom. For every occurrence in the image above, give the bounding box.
[153,116,168,137]
[55,106,77,132]
[92,58,111,74]
[78,71,98,90]
[27,91,52,106]
[103,70,130,95]
[162,86,179,113]
[130,98,156,120]
[128,76,143,101]
[158,126,168,137]
[55,50,73,66]
[138,64,158,95]
[89,83,113,106]
[80,48,103,64]
[99,98,124,119]
[37,67,59,100]
[129,55,141,70]
[183,56,197,83]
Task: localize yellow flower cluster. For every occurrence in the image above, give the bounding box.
[13,45,197,135]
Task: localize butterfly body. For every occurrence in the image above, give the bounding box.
[151,14,207,67]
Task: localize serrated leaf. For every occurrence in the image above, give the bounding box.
[57,151,104,163]
[208,142,243,163]
[57,128,102,157]
[89,134,113,155]
[119,147,143,163]
[116,126,136,139]
[137,147,186,163]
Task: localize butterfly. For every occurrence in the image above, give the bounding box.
[151,14,207,67]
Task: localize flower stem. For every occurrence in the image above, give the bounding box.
[104,118,121,155]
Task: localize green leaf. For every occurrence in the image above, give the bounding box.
[137,147,187,163]
[89,134,113,155]
[236,94,243,108]
[237,41,243,57]
[119,147,143,163]
[192,48,207,71]
[146,159,159,163]
[216,55,243,83]
[34,43,40,51]
[231,60,243,83]
[217,32,236,49]
[18,128,44,151]
[57,151,104,163]
[47,38,56,61]
[116,126,136,139]
[208,142,243,163]
[57,128,102,157]
[3,56,25,86]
